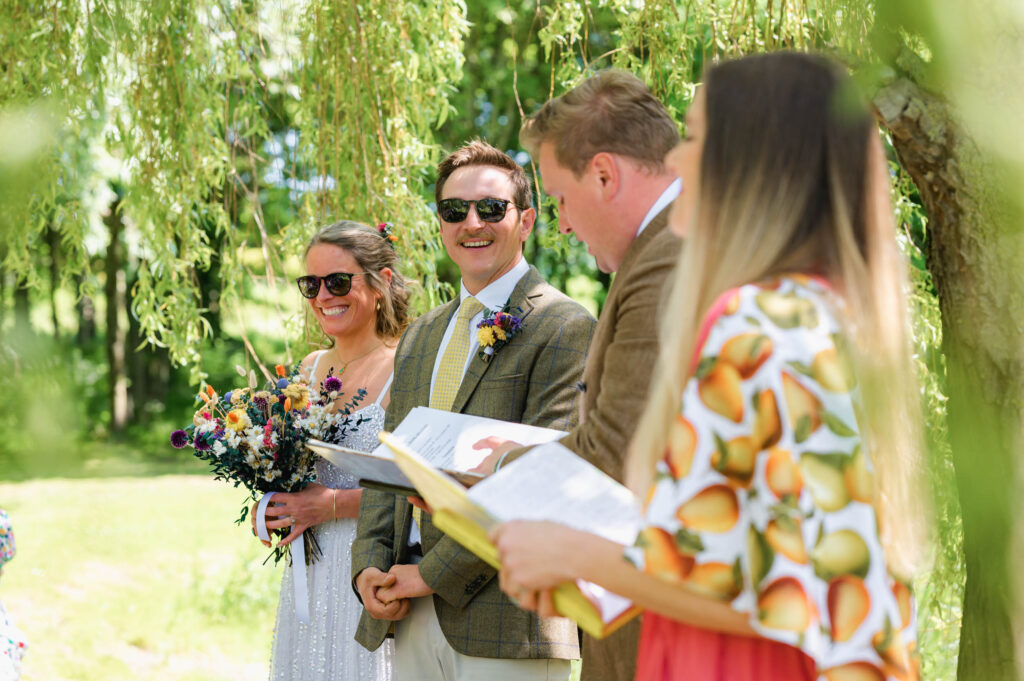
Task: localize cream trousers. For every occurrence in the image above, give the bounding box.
[393,595,573,681]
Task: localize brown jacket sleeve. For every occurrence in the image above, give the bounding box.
[501,218,681,481]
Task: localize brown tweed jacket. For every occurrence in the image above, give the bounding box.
[503,208,682,681]
[351,265,596,659]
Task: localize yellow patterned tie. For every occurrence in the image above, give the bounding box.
[416,297,486,531]
[429,296,486,412]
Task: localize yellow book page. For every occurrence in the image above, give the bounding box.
[384,432,641,639]
[432,509,499,568]
[430,509,627,639]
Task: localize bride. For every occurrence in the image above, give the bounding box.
[255,221,410,681]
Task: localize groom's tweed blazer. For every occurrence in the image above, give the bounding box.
[351,265,596,659]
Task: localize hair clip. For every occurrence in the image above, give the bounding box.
[377,222,398,247]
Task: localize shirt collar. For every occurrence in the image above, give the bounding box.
[458,257,530,311]
[635,178,682,238]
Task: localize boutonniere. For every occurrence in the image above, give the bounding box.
[476,306,524,362]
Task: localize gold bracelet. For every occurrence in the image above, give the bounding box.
[332,489,337,520]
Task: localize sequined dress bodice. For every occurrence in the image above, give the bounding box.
[313,402,386,490]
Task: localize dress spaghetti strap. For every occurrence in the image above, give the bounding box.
[307,350,329,385]
[374,373,394,407]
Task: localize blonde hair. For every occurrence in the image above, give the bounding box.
[306,220,411,340]
[627,52,928,579]
[520,69,679,176]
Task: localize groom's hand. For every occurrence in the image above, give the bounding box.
[377,563,434,601]
[356,568,410,621]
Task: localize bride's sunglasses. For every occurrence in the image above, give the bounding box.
[295,272,366,299]
[437,197,516,224]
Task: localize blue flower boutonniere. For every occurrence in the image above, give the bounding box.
[476,306,523,362]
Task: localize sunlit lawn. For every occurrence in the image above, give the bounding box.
[0,471,282,680]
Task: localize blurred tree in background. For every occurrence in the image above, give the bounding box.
[3,1,1024,679]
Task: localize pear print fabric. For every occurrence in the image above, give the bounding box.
[631,276,917,681]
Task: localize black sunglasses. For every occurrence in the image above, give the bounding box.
[295,271,367,299]
[437,197,516,224]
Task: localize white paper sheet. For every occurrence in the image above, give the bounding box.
[375,407,566,470]
[310,408,566,492]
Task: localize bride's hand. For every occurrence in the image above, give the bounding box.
[261,484,337,547]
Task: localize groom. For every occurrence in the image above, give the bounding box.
[351,140,596,680]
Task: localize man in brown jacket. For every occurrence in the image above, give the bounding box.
[480,70,683,681]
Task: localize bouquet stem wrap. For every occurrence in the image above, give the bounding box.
[256,492,310,625]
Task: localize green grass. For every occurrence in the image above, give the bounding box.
[0,474,281,680]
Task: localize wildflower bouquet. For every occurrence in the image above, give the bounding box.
[170,363,367,566]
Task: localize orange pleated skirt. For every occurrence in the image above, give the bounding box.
[634,613,817,681]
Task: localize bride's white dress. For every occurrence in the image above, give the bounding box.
[269,353,394,681]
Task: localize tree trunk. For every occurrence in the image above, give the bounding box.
[127,268,146,410]
[76,281,96,345]
[104,200,131,432]
[127,267,172,410]
[12,276,31,340]
[194,257,221,340]
[0,257,5,331]
[876,75,1024,681]
[46,226,61,343]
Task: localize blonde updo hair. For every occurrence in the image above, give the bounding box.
[305,220,411,339]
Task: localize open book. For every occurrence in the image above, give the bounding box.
[381,432,643,639]
[307,407,566,495]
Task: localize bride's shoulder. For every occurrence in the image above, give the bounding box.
[298,349,328,378]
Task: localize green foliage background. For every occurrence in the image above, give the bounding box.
[0,0,980,679]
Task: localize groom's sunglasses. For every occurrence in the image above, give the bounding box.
[437,197,516,224]
[295,272,366,299]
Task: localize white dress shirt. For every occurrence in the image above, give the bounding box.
[634,177,681,238]
[408,257,530,547]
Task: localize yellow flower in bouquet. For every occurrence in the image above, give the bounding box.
[226,409,251,432]
[281,383,310,410]
[229,388,251,405]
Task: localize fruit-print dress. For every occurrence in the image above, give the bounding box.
[627,276,917,681]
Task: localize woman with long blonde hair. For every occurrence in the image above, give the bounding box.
[492,52,927,680]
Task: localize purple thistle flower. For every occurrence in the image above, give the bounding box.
[253,395,268,410]
[170,430,189,449]
[276,378,289,389]
[324,375,342,393]
[194,435,212,452]
[505,316,522,332]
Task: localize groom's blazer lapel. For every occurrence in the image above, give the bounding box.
[449,267,540,415]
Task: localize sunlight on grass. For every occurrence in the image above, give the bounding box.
[0,476,283,680]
